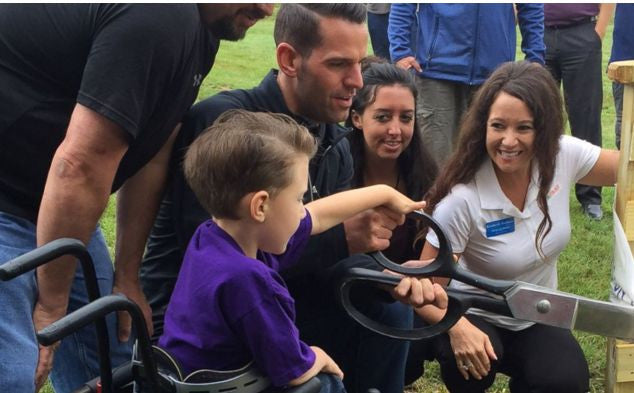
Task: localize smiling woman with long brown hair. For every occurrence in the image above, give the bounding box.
[413,61,619,392]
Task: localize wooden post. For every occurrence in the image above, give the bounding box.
[607,60,634,393]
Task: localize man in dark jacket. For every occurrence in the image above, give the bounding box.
[388,4,545,166]
[141,4,416,393]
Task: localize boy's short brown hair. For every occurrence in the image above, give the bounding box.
[183,109,317,219]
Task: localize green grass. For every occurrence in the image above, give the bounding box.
[43,12,621,393]
[198,13,278,99]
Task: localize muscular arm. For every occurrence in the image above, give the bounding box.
[33,104,128,389]
[113,124,180,340]
[36,103,128,322]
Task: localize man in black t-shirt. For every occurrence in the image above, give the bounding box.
[0,4,272,392]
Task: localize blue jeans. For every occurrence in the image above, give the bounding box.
[0,212,132,392]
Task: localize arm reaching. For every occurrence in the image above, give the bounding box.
[307,184,424,236]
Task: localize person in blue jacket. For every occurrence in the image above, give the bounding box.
[388,4,545,167]
[611,3,634,150]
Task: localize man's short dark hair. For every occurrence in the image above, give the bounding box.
[274,4,366,57]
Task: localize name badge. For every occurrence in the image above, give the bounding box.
[485,217,515,238]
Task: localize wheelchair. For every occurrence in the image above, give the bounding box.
[0,239,321,393]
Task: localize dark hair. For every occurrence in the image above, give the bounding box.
[425,61,564,259]
[345,61,438,201]
[274,4,366,57]
[184,109,317,219]
[360,55,389,70]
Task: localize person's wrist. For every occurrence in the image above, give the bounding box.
[40,341,61,352]
[35,288,69,315]
[448,317,468,334]
[113,273,141,288]
[33,299,67,334]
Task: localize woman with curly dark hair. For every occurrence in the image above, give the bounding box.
[414,61,619,392]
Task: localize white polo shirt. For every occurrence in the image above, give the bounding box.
[427,135,601,330]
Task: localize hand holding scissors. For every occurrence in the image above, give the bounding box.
[338,210,634,341]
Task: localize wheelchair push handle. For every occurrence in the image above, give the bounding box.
[0,237,106,302]
[38,294,166,393]
[0,238,84,280]
[1,238,114,393]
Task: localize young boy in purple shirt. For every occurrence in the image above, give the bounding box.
[159,109,447,391]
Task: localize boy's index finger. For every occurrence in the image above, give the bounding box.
[411,201,426,212]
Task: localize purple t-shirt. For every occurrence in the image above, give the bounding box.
[159,212,315,387]
[544,4,599,26]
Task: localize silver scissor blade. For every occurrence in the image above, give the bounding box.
[505,283,634,339]
[574,298,634,340]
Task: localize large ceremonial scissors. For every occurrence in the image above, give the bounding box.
[338,210,634,340]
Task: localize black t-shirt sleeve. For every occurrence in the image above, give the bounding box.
[77,5,200,139]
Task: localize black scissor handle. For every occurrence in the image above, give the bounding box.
[370,211,515,294]
[338,268,464,340]
[338,268,513,340]
[369,210,457,278]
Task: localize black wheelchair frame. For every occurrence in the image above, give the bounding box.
[1,239,321,393]
[0,238,115,392]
